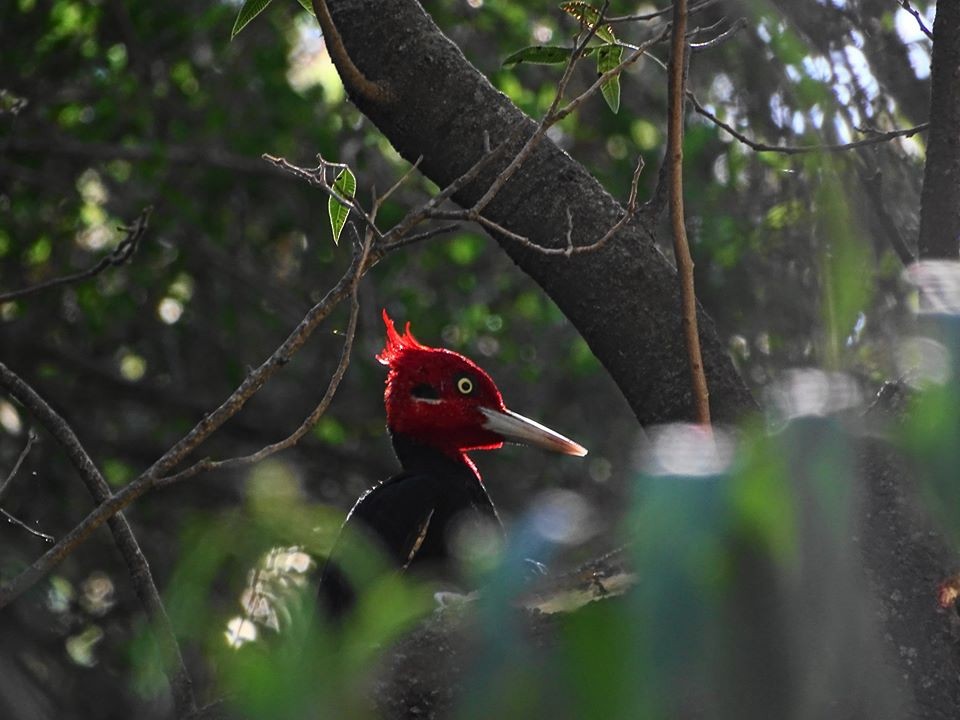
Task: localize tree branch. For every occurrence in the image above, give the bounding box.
[607,0,721,24]
[0,430,52,542]
[687,91,929,155]
[311,0,388,103]
[0,362,197,717]
[897,0,933,41]
[5,136,296,178]
[0,429,37,501]
[667,0,710,425]
[0,207,151,304]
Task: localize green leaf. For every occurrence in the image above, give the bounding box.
[503,45,572,68]
[560,2,617,44]
[328,166,356,246]
[597,44,622,113]
[231,0,273,39]
[294,0,316,16]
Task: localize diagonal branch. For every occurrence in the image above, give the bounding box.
[897,0,933,41]
[0,428,36,501]
[0,430,52,542]
[0,506,53,542]
[0,362,197,717]
[0,207,151,304]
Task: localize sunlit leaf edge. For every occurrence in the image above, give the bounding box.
[232,0,274,39]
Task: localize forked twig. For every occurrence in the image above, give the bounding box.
[0,207,152,304]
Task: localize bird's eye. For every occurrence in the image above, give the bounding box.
[456,376,474,395]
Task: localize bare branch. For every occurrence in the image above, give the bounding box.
[0,430,51,541]
[668,0,711,425]
[375,155,423,212]
[457,154,645,257]
[263,153,384,241]
[690,17,747,52]
[607,0,722,24]
[688,91,929,154]
[0,507,53,542]
[0,362,197,716]
[0,207,151,304]
[5,136,294,177]
[438,6,664,255]
[897,0,934,41]
[0,429,37,501]
[382,223,461,252]
[552,27,671,124]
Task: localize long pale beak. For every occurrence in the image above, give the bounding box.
[480,407,588,457]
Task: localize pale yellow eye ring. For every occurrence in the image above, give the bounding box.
[457,377,474,395]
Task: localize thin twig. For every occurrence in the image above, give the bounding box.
[688,91,929,154]
[0,207,152,304]
[897,0,933,40]
[375,156,423,212]
[0,508,53,542]
[0,363,197,716]
[0,429,37,501]
[690,17,747,52]
[607,0,721,24]
[5,137,293,178]
[667,0,711,425]
[435,154,645,257]
[263,154,384,241]
[383,224,461,252]
[552,27,671,125]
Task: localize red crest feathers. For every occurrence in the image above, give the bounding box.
[376,309,427,366]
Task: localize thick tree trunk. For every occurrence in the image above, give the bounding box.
[918,0,960,259]
[325,0,755,426]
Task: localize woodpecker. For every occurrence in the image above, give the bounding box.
[318,310,586,617]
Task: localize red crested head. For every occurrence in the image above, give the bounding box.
[378,310,507,456]
[377,310,588,460]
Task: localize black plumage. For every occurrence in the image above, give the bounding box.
[318,434,501,618]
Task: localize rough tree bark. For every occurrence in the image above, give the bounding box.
[919,0,960,259]
[324,0,755,427]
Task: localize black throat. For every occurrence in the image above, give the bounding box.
[390,432,477,481]
[388,430,502,535]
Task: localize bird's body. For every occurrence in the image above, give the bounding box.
[318,311,585,618]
